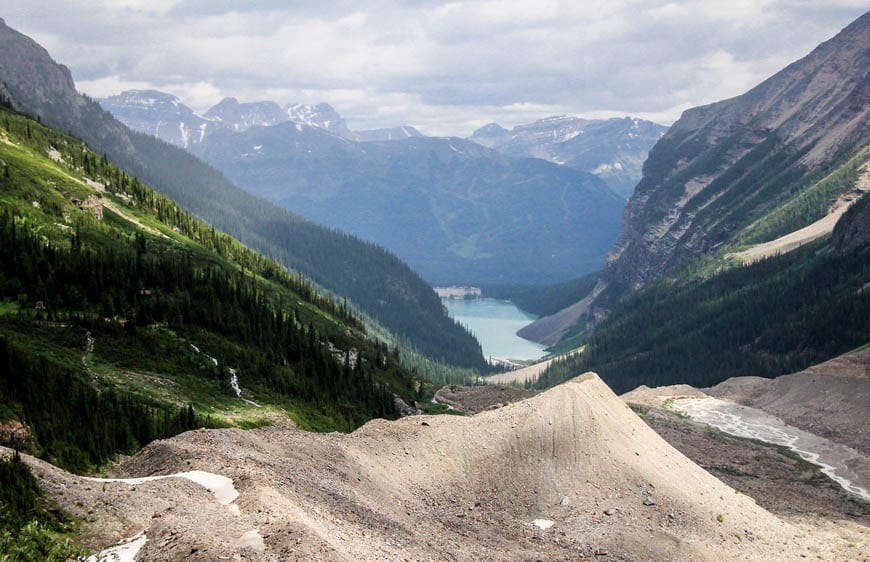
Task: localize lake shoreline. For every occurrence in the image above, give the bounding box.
[442,297,546,362]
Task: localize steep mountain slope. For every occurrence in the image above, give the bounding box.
[0,19,485,370]
[191,125,624,284]
[16,373,859,561]
[470,116,667,196]
[602,12,869,296]
[521,13,869,346]
[0,107,418,464]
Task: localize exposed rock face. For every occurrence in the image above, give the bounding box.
[0,19,138,160]
[602,13,869,294]
[0,420,32,446]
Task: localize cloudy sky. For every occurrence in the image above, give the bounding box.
[1,1,866,136]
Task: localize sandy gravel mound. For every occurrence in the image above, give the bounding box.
[621,383,708,409]
[19,373,862,560]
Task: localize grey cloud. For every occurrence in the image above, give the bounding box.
[0,1,865,135]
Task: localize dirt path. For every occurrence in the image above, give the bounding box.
[730,161,870,264]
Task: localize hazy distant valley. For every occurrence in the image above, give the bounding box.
[0,6,868,562]
[100,91,663,284]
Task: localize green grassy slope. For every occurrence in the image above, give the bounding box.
[0,107,417,472]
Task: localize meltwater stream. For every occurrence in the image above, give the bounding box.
[672,397,870,502]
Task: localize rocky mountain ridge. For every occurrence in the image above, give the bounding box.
[100,90,354,148]
[470,115,668,196]
[99,89,417,147]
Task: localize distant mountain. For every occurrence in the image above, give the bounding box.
[99,89,208,148]
[203,96,287,131]
[470,116,668,197]
[100,91,356,147]
[353,125,423,142]
[190,124,626,284]
[0,18,486,370]
[286,102,351,137]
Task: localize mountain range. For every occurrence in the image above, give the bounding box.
[99,90,421,147]
[100,92,635,284]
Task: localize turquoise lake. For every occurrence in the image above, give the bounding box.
[442,298,547,362]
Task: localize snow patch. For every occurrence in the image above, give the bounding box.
[85,470,240,506]
[85,531,147,562]
[532,519,554,530]
[179,122,189,148]
[235,530,266,551]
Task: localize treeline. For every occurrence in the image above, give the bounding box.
[739,149,868,245]
[0,336,202,472]
[0,110,359,330]
[0,208,401,428]
[535,239,870,394]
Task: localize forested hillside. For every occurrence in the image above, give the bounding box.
[0,19,485,371]
[534,225,870,394]
[0,107,419,473]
